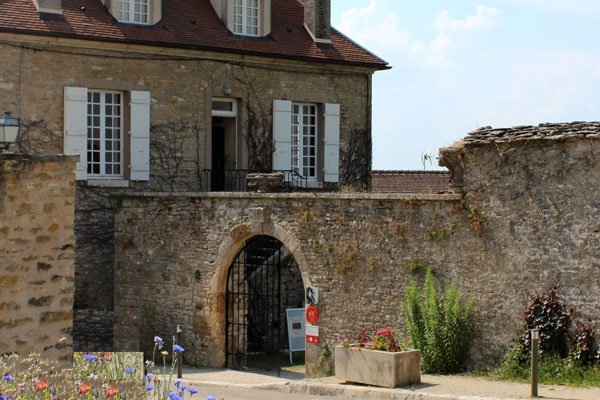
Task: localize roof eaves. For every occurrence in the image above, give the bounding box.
[331,27,391,70]
[0,27,389,70]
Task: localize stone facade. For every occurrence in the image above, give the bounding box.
[113,130,599,374]
[0,33,376,349]
[0,155,77,361]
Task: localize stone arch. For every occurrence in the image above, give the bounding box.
[208,220,311,367]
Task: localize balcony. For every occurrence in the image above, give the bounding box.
[202,170,327,192]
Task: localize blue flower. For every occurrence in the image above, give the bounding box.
[188,387,199,395]
[154,336,164,349]
[173,344,185,353]
[168,393,183,400]
[125,367,135,374]
[146,385,154,391]
[1,374,14,382]
[173,380,181,387]
[206,396,218,400]
[84,354,97,361]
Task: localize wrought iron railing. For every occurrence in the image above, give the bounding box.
[202,169,248,192]
[202,169,316,192]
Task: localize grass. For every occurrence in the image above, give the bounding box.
[480,347,600,388]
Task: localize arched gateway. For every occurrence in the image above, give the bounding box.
[225,235,305,368]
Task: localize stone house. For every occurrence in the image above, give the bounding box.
[2,0,597,377]
[0,0,388,356]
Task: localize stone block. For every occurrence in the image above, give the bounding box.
[335,347,421,388]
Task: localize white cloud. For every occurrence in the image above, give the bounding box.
[427,5,502,68]
[336,1,502,69]
[478,52,600,126]
[336,0,425,60]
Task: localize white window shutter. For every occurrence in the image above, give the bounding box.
[323,103,340,183]
[64,86,88,180]
[272,100,292,171]
[130,91,151,181]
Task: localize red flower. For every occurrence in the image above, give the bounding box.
[106,385,119,397]
[35,379,49,391]
[79,383,92,394]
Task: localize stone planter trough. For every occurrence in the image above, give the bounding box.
[335,346,421,388]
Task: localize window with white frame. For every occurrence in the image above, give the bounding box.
[233,0,259,36]
[272,100,340,184]
[87,90,123,177]
[291,103,317,179]
[64,87,151,182]
[118,0,149,24]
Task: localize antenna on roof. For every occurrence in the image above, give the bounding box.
[421,149,434,170]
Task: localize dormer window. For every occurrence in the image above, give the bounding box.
[117,0,149,24]
[233,0,259,36]
[211,0,270,37]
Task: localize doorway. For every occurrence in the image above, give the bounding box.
[210,98,244,191]
[225,235,305,370]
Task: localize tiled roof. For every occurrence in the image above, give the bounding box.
[463,122,600,144]
[371,170,450,194]
[0,0,389,69]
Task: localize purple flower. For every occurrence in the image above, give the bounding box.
[154,336,164,349]
[2,374,14,382]
[188,387,199,395]
[168,393,183,400]
[206,396,218,400]
[173,344,185,353]
[146,385,154,391]
[84,354,97,361]
[173,380,181,387]
[125,367,135,374]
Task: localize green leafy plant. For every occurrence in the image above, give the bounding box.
[403,269,474,373]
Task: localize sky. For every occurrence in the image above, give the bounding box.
[331,0,600,170]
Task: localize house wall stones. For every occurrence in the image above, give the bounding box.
[0,155,77,361]
[113,129,599,374]
[0,37,375,350]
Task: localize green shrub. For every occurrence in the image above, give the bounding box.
[403,269,474,373]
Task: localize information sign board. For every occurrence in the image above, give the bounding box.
[286,308,306,364]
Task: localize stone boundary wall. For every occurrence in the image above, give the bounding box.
[0,155,77,361]
[113,135,599,374]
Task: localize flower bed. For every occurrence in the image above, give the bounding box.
[0,336,216,399]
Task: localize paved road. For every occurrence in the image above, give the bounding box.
[170,367,600,400]
[184,384,358,400]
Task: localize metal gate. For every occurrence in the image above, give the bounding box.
[225,236,285,369]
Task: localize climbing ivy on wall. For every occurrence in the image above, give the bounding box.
[340,127,371,191]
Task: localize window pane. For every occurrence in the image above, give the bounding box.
[212,100,233,112]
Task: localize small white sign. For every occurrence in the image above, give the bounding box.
[305,324,319,337]
[306,324,320,345]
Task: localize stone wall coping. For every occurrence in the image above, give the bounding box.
[117,192,463,202]
[0,153,79,162]
[443,122,600,150]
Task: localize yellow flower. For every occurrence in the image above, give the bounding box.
[161,351,169,357]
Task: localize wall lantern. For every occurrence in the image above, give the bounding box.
[0,112,20,150]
